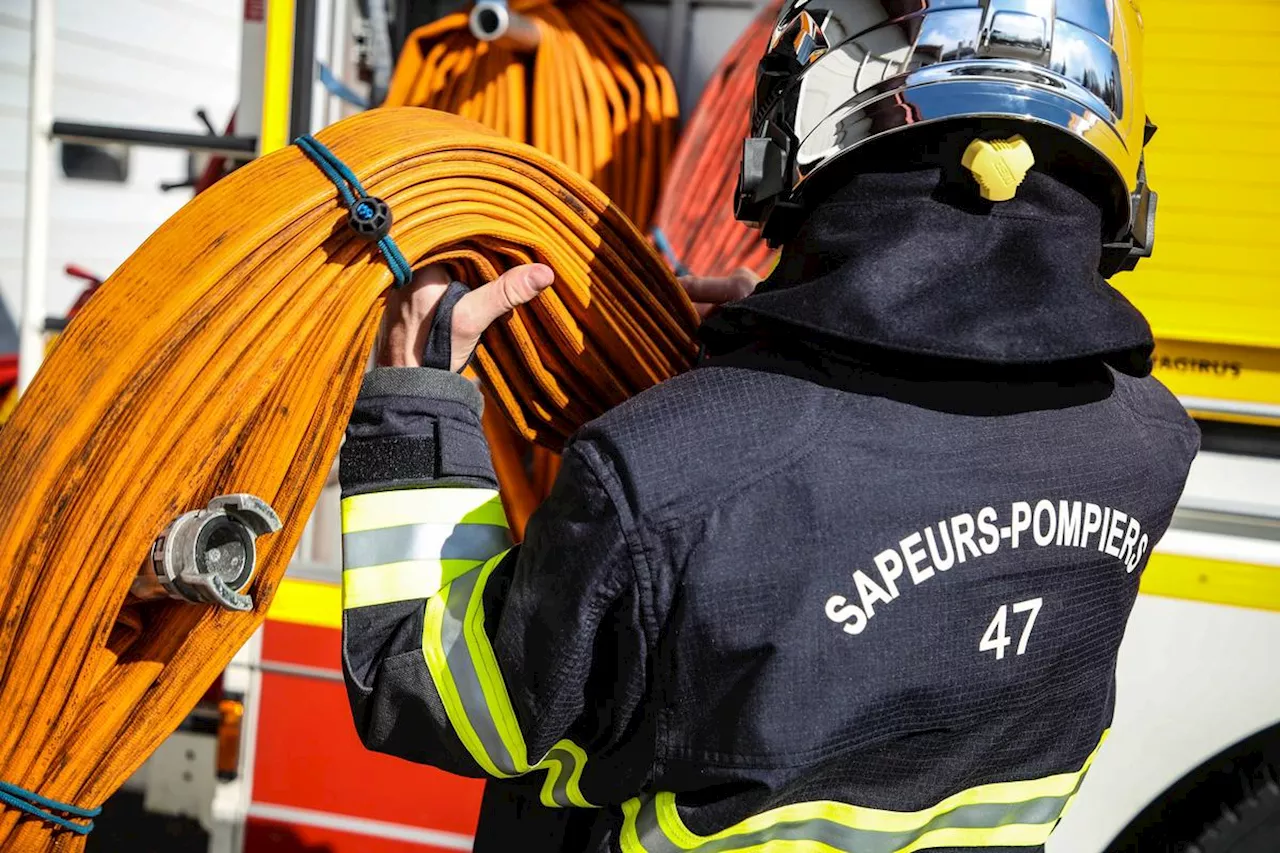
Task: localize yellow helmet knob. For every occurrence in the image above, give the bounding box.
[961,136,1036,202]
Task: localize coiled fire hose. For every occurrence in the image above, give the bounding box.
[387,0,681,522]
[0,107,697,850]
[651,0,780,277]
[385,0,679,229]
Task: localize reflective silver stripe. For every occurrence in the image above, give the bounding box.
[632,792,1074,853]
[440,568,519,775]
[343,523,510,569]
[431,563,596,805]
[544,745,583,807]
[632,803,683,853]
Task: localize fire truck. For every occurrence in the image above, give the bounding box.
[6,0,1278,850]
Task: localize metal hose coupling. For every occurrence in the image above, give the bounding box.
[132,494,282,611]
[469,1,540,52]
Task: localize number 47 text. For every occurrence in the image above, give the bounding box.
[980,597,1043,660]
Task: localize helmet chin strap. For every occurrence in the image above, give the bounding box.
[961,135,1036,202]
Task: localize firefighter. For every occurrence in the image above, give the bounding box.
[339,1,1198,850]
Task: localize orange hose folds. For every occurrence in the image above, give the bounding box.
[385,0,680,526]
[0,108,698,851]
[652,0,781,277]
[386,0,679,228]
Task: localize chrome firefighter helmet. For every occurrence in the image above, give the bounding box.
[735,0,1158,276]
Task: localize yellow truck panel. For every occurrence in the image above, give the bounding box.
[1118,1,1280,415]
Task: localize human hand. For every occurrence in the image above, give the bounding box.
[678,267,761,319]
[378,262,554,371]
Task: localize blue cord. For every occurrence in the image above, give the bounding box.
[294,134,413,288]
[378,236,413,283]
[316,61,370,109]
[0,780,99,835]
[650,227,690,277]
[296,136,357,206]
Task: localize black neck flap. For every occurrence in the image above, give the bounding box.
[701,168,1154,377]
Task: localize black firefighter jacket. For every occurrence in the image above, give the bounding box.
[339,170,1200,853]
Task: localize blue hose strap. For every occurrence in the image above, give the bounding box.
[294,134,413,288]
[650,227,690,277]
[0,780,100,835]
[316,61,370,109]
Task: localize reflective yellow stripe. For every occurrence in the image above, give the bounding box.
[691,735,1104,840]
[1055,778,1087,828]
[643,838,1047,853]
[422,578,509,778]
[885,824,1055,853]
[536,744,594,807]
[537,742,587,807]
[621,799,647,853]
[625,734,1108,853]
[647,823,1060,853]
[341,488,507,533]
[723,736,1097,837]
[540,751,571,808]
[465,553,532,769]
[544,740,593,809]
[420,551,596,806]
[684,843,844,853]
[343,493,595,798]
[342,559,485,609]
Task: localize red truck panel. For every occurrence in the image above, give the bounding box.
[262,615,341,669]
[254,618,485,846]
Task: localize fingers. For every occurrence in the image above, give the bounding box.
[377,264,454,367]
[679,268,760,304]
[384,263,452,316]
[446,264,554,370]
[407,263,453,289]
[679,267,762,318]
[454,263,554,340]
[378,262,554,372]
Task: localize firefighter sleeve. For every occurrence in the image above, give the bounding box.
[339,366,649,804]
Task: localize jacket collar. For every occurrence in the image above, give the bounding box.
[700,169,1154,376]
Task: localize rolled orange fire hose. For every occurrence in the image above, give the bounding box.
[652,0,780,277]
[387,0,678,228]
[388,0,680,520]
[0,107,697,851]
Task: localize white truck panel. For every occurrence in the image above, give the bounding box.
[0,0,239,321]
[1052,595,1280,852]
